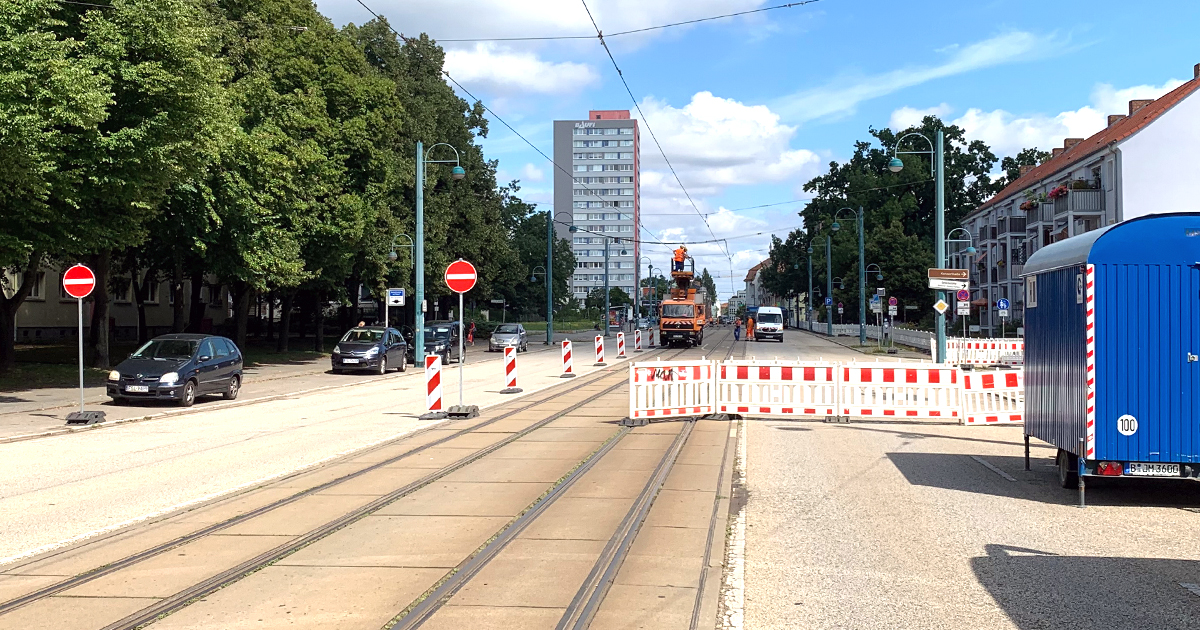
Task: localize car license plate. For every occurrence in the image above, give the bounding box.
[125,385,149,393]
[1126,462,1179,477]
[342,358,360,364]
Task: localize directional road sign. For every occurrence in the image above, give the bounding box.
[62,264,95,299]
[387,288,405,306]
[888,297,898,306]
[996,298,1011,310]
[933,299,949,314]
[956,289,970,302]
[928,268,969,280]
[930,278,969,291]
[444,259,477,293]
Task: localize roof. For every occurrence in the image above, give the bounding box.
[977,76,1200,214]
[153,333,212,340]
[1021,212,1200,276]
[1019,225,1115,276]
[744,259,770,282]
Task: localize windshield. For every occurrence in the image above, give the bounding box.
[757,313,783,324]
[131,339,198,360]
[494,325,520,334]
[661,304,694,318]
[341,329,382,343]
[425,326,453,339]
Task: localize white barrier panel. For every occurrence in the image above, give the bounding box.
[839,362,961,421]
[961,370,1024,425]
[944,338,1025,366]
[716,360,837,418]
[634,329,643,352]
[561,340,575,378]
[594,334,606,366]
[629,360,716,420]
[425,355,442,412]
[500,346,521,394]
[616,332,627,358]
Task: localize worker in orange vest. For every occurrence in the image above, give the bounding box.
[673,245,688,272]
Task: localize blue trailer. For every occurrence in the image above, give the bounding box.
[1022,213,1200,500]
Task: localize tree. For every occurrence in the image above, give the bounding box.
[998,147,1052,188]
[585,287,631,310]
[699,268,717,308]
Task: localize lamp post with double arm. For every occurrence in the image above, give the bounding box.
[888,130,945,362]
[831,206,866,345]
[415,142,466,363]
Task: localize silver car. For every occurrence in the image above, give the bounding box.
[489,323,528,352]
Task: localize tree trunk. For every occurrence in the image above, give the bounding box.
[171,256,186,333]
[0,253,41,372]
[232,281,250,350]
[187,270,205,333]
[134,269,153,345]
[276,293,293,352]
[313,295,325,353]
[267,293,275,340]
[297,295,311,340]
[87,251,111,368]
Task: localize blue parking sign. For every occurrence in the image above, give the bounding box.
[824,297,832,306]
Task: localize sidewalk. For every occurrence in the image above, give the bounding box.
[795,328,930,360]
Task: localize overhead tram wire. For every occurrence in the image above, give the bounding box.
[438,1,822,42]
[577,0,733,277]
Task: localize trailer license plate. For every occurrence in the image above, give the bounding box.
[125,385,149,393]
[1126,463,1179,477]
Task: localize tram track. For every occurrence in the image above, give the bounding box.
[0,330,738,630]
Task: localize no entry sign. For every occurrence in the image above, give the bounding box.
[444,259,477,293]
[62,264,96,299]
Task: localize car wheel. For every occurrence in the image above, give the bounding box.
[178,380,197,408]
[398,355,407,372]
[1057,449,1078,488]
[223,375,241,400]
[378,355,388,375]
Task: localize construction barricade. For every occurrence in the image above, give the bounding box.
[594,335,606,366]
[960,369,1024,425]
[500,346,521,394]
[561,340,576,378]
[715,360,838,418]
[628,360,716,421]
[838,362,962,422]
[942,338,1025,367]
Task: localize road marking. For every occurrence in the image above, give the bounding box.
[1181,583,1200,598]
[970,455,1016,482]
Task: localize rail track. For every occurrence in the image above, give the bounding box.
[1,332,736,629]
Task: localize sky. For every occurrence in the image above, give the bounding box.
[315,0,1199,301]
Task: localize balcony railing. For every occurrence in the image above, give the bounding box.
[1054,189,1104,215]
[1040,202,1055,223]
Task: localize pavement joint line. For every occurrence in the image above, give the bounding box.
[0,354,649,617]
[0,344,565,444]
[970,455,1017,482]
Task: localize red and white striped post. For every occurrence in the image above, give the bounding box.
[616,332,627,358]
[593,334,606,366]
[420,355,447,419]
[634,329,643,352]
[560,339,576,378]
[500,346,522,394]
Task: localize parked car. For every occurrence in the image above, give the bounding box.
[332,327,407,374]
[107,334,243,407]
[424,322,465,364]
[489,323,528,352]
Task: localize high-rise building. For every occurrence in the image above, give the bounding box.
[553,110,640,306]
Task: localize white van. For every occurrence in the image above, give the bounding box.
[753,306,784,342]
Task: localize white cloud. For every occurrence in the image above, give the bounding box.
[777,31,1065,123]
[521,163,545,182]
[889,79,1187,157]
[443,43,598,94]
[889,103,953,131]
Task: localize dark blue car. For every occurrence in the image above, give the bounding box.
[107,334,244,407]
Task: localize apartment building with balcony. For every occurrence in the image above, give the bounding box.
[958,62,1200,336]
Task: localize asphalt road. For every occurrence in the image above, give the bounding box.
[741,331,1200,629]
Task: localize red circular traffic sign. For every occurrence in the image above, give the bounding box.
[888,297,898,306]
[956,289,970,301]
[62,264,96,299]
[444,259,477,293]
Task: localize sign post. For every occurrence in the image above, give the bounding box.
[444,259,479,419]
[997,298,1011,338]
[385,288,405,329]
[63,265,103,425]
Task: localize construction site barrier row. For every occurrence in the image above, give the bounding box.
[936,338,1024,366]
[629,359,1023,426]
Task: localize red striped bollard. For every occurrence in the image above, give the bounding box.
[594,334,606,366]
[500,346,522,394]
[419,355,447,419]
[616,331,626,358]
[560,339,576,378]
[634,329,643,352]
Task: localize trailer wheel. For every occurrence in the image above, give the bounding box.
[1057,449,1078,488]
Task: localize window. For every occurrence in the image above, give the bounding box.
[573,165,587,172]
[618,201,633,208]
[24,272,46,301]
[604,128,618,135]
[573,203,587,210]
[619,225,633,232]
[573,140,586,147]
[1026,276,1037,308]
[619,128,633,135]
[113,280,131,303]
[145,280,160,304]
[212,338,230,358]
[619,152,633,159]
[620,140,633,147]
[617,164,633,171]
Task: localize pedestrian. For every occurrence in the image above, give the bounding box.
[747,316,755,341]
[734,317,742,341]
[357,320,365,328]
[468,321,476,346]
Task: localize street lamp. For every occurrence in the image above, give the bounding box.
[415,141,465,363]
[945,227,976,338]
[832,206,867,345]
[566,223,626,337]
[639,256,654,322]
[889,130,947,362]
[545,210,574,345]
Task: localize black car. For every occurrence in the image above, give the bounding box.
[424,322,465,364]
[107,334,243,407]
[332,327,408,374]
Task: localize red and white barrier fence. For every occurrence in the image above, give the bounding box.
[715,360,838,418]
[594,334,606,366]
[500,346,521,394]
[941,338,1025,367]
[616,332,626,358]
[561,340,575,378]
[628,360,716,420]
[629,358,1021,426]
[634,329,643,352]
[961,370,1024,424]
